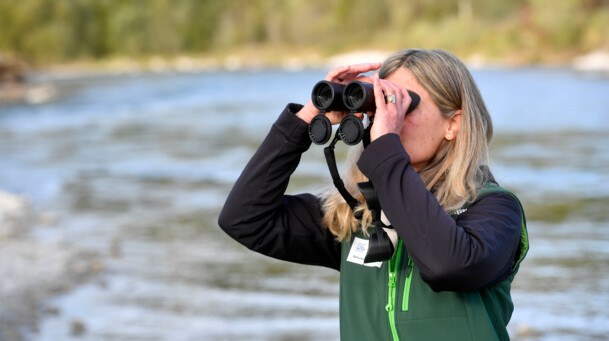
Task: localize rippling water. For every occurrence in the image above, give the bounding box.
[1,67,608,340]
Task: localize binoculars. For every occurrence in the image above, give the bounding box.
[308,80,420,145]
[307,79,421,262]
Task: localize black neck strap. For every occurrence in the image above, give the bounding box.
[324,133,362,219]
[357,181,381,219]
[362,119,372,149]
[323,117,376,220]
[321,116,395,262]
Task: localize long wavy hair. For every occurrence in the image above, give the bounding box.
[320,49,493,241]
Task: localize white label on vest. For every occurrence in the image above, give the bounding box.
[346,237,382,268]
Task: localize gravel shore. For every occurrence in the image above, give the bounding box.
[0,190,101,341]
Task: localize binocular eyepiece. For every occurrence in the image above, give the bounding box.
[309,80,420,145]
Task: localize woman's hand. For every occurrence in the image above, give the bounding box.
[296,63,382,124]
[369,73,413,142]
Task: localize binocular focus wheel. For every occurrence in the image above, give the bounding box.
[309,115,332,145]
[338,115,365,146]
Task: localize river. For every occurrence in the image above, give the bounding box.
[1,66,608,340]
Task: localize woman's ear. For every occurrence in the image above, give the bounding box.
[445,110,462,141]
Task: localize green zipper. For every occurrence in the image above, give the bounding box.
[402,255,413,311]
[386,239,403,341]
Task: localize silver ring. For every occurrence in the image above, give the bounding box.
[385,94,396,104]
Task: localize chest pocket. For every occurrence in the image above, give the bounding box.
[394,252,473,340]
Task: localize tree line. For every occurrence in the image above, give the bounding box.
[0,0,607,65]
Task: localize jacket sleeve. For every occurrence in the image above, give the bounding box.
[357,134,523,292]
[217,104,341,271]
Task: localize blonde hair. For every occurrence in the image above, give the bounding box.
[321,49,493,241]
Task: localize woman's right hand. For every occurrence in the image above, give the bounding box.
[296,63,382,124]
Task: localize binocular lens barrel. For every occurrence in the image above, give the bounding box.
[343,81,375,112]
[311,81,346,111]
[343,85,364,108]
[344,80,421,114]
[316,87,333,107]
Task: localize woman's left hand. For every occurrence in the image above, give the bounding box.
[369,73,413,142]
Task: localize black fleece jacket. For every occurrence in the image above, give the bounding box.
[218,103,523,292]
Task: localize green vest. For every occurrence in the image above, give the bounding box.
[338,184,529,340]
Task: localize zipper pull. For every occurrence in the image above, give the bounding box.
[385,302,394,312]
[386,272,396,312]
[388,272,397,288]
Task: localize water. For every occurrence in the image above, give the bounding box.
[1,67,608,340]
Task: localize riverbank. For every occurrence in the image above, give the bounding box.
[25,48,609,74]
[2,47,608,108]
[0,190,102,341]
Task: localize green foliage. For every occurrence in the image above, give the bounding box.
[0,0,608,65]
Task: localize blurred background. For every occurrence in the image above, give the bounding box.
[1,0,609,340]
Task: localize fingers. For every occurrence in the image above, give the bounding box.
[373,74,401,112]
[325,62,382,83]
[372,74,411,113]
[369,74,414,141]
[346,62,382,75]
[372,74,387,113]
[384,82,401,107]
[325,65,350,82]
[398,87,412,116]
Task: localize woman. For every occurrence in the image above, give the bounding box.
[218,49,528,340]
